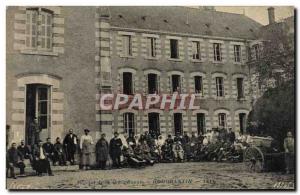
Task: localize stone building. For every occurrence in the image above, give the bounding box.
[6,6,262,144]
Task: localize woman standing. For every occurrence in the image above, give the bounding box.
[80,129,93,170]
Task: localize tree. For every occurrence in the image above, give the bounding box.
[247,80,295,150]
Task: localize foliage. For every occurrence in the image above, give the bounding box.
[247,80,295,149]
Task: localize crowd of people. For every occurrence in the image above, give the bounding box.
[6,127,294,179]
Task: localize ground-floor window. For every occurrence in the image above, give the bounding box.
[171,75,181,93]
[239,113,247,134]
[123,72,133,95]
[174,113,183,135]
[148,73,159,94]
[218,113,227,128]
[123,112,135,135]
[148,113,160,137]
[197,113,205,135]
[25,84,51,145]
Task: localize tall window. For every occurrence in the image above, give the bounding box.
[174,113,183,135]
[124,113,135,135]
[197,113,205,135]
[194,76,203,94]
[147,37,156,57]
[25,9,38,48]
[253,44,260,60]
[213,43,222,61]
[216,77,224,97]
[170,39,179,59]
[192,41,201,60]
[218,113,227,128]
[123,72,133,95]
[148,74,159,94]
[25,8,53,50]
[123,35,132,56]
[239,113,246,134]
[234,45,241,62]
[171,75,181,93]
[40,11,53,50]
[237,78,244,99]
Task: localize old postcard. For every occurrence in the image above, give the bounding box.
[6,6,295,190]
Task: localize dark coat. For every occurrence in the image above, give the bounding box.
[17,145,31,159]
[63,133,78,152]
[32,145,49,160]
[42,143,55,155]
[96,138,109,162]
[109,138,123,158]
[7,148,23,165]
[228,132,236,143]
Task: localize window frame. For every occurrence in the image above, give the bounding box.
[233,45,241,63]
[218,113,227,128]
[216,77,224,97]
[123,35,133,57]
[123,112,135,135]
[194,76,203,95]
[170,39,179,59]
[237,78,245,99]
[122,72,133,95]
[147,37,156,58]
[213,43,222,62]
[192,41,201,60]
[25,9,38,49]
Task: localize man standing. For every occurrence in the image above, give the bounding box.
[32,140,53,176]
[29,117,41,146]
[284,131,294,174]
[227,128,236,144]
[63,129,78,165]
[6,143,26,179]
[43,138,55,165]
[80,129,94,170]
[109,132,123,168]
[95,133,109,170]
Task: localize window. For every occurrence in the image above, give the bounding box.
[148,74,159,94]
[25,8,53,50]
[147,37,156,57]
[216,77,224,97]
[40,11,53,50]
[234,45,241,62]
[239,113,246,134]
[124,113,135,135]
[197,113,205,135]
[148,113,160,136]
[213,43,222,61]
[237,78,244,99]
[174,113,183,135]
[192,41,201,60]
[253,44,260,60]
[194,76,203,94]
[123,35,132,56]
[170,39,179,59]
[25,9,38,48]
[218,113,227,128]
[171,75,181,93]
[123,72,133,95]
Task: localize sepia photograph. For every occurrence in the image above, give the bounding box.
[5,5,295,190]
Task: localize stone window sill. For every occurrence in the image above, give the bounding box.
[21,50,58,56]
[168,58,183,62]
[191,59,203,63]
[120,55,135,59]
[145,56,159,60]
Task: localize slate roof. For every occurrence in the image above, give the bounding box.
[105,6,262,40]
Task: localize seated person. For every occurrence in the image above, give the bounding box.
[7,143,26,179]
[53,137,67,166]
[122,146,146,168]
[172,140,184,162]
[161,143,173,162]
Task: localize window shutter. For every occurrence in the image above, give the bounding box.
[180,76,184,93]
[119,73,123,93]
[169,76,172,93]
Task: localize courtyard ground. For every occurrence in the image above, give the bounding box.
[6,162,295,190]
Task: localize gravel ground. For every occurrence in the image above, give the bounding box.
[6,162,295,190]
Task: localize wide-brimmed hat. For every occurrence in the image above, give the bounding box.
[114,131,119,135]
[84,129,90,132]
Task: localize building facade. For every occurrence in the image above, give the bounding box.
[7,6,263,144]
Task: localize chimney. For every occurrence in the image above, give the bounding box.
[268,7,275,24]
